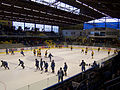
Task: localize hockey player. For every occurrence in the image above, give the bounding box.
[85,49,88,55]
[48,53,53,62]
[35,59,40,70]
[114,49,118,54]
[51,60,55,73]
[37,50,39,57]
[40,58,43,71]
[44,61,48,72]
[57,67,64,82]
[39,47,41,51]
[91,51,94,59]
[98,47,100,52]
[81,48,84,53]
[63,62,68,76]
[71,46,73,51]
[108,49,111,55]
[11,49,14,55]
[18,59,25,69]
[1,60,9,69]
[33,49,36,56]
[79,60,86,72]
[37,50,41,57]
[38,50,41,57]
[6,48,9,55]
[20,50,25,56]
[45,50,48,58]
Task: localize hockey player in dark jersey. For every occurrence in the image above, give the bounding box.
[20,50,25,56]
[11,49,15,55]
[79,60,87,72]
[48,53,53,62]
[63,62,68,76]
[71,46,73,51]
[1,60,9,69]
[40,58,43,71]
[18,59,25,69]
[6,48,9,55]
[51,60,55,73]
[108,49,111,55]
[98,47,100,52]
[35,59,40,70]
[44,61,48,72]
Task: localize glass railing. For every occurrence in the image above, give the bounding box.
[16,75,58,90]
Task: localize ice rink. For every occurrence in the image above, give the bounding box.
[0,47,114,90]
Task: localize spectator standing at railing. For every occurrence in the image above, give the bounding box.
[79,60,87,72]
[92,61,98,68]
[57,67,64,82]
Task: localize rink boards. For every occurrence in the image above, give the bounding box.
[0,45,117,54]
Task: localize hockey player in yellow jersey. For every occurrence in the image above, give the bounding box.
[45,50,48,58]
[85,49,88,55]
[33,49,36,56]
[37,50,41,57]
[108,49,111,55]
[91,51,94,59]
[81,48,84,53]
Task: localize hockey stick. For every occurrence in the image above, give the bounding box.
[15,65,19,69]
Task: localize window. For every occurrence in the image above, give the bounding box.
[94,32,100,36]
[13,21,24,30]
[36,24,44,31]
[25,23,35,31]
[100,32,105,36]
[45,25,51,32]
[53,26,59,33]
[90,32,94,35]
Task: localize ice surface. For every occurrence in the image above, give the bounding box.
[0,48,113,90]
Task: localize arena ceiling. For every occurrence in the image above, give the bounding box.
[0,0,119,26]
